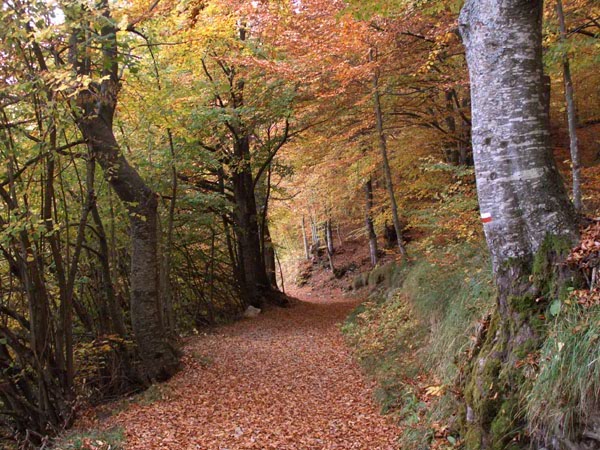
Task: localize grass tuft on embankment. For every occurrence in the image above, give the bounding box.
[343,239,600,448]
[342,243,496,449]
[526,300,600,444]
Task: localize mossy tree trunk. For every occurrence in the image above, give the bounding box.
[459,0,578,447]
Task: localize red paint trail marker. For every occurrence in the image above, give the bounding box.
[481,212,493,224]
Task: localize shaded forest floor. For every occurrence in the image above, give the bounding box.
[79,287,400,449]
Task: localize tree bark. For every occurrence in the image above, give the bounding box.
[459,0,578,446]
[557,0,582,212]
[73,1,179,382]
[231,136,270,306]
[310,215,319,246]
[78,118,179,382]
[325,218,334,255]
[370,48,408,258]
[459,0,576,270]
[364,177,378,267]
[301,216,310,260]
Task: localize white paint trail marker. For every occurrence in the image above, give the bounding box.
[481,212,493,224]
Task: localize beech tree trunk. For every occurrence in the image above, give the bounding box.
[370,48,408,258]
[557,0,582,212]
[78,119,180,382]
[460,0,576,270]
[325,219,334,255]
[231,136,270,306]
[301,216,310,260]
[459,0,578,447]
[364,177,378,267]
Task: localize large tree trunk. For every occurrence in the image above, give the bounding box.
[71,1,179,382]
[460,0,576,269]
[78,118,180,382]
[459,0,578,447]
[231,136,270,306]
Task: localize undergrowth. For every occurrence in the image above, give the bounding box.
[343,229,600,449]
[52,427,124,450]
[342,243,496,449]
[526,299,600,444]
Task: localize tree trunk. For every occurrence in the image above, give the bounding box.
[370,48,408,258]
[159,129,178,336]
[325,219,334,255]
[364,177,378,266]
[78,118,180,382]
[264,225,278,288]
[557,0,582,212]
[310,215,319,246]
[71,0,179,383]
[231,136,270,306]
[91,201,127,337]
[301,216,310,260]
[460,0,576,268]
[459,0,578,446]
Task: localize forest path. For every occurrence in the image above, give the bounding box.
[105,287,400,449]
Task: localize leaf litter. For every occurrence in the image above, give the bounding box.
[101,287,401,449]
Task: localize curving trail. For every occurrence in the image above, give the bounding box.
[107,288,400,449]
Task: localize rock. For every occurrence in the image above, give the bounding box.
[243,305,261,318]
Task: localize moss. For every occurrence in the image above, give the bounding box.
[367,262,397,288]
[464,312,504,428]
[508,295,536,315]
[532,234,572,276]
[490,399,518,449]
[464,427,483,449]
[513,338,537,360]
[462,304,533,449]
[532,234,573,297]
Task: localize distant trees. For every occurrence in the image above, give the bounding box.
[160,3,300,306]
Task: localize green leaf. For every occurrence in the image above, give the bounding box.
[550,300,561,317]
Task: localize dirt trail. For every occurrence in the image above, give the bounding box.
[106,288,400,449]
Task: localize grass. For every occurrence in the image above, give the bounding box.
[526,301,600,443]
[342,242,496,449]
[343,236,600,448]
[52,427,124,450]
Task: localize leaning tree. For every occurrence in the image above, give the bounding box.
[70,1,180,382]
